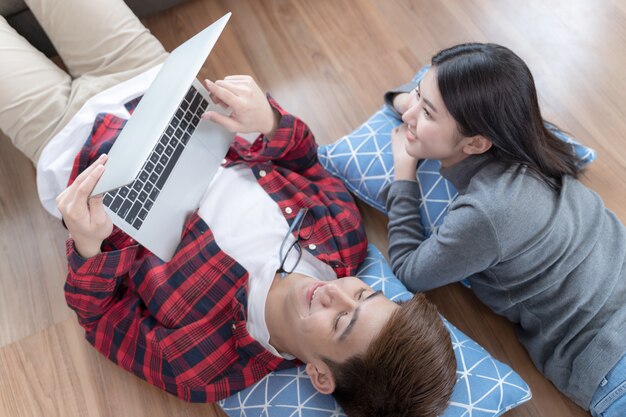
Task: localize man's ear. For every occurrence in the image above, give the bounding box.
[462,135,492,155]
[305,361,336,394]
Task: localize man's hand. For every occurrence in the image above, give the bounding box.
[56,154,113,258]
[391,124,419,181]
[201,75,279,136]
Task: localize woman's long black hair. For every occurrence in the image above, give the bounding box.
[431,43,582,190]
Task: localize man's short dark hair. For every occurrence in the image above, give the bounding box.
[326,293,457,417]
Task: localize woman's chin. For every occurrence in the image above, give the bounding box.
[404,141,420,158]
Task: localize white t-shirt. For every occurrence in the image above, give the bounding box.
[37,67,336,358]
[199,164,336,358]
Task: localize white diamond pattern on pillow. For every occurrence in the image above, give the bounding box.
[318,109,398,212]
[317,106,396,213]
[218,244,532,417]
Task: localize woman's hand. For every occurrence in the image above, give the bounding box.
[56,154,113,258]
[201,75,279,136]
[391,124,419,181]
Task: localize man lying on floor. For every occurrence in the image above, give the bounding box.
[0,1,456,416]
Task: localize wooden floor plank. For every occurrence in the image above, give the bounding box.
[0,135,70,348]
[0,319,225,417]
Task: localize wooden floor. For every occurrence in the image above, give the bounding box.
[1,0,625,416]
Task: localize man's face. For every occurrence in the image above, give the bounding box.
[276,275,399,364]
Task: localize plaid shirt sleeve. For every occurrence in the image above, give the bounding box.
[227,94,319,172]
[64,240,140,332]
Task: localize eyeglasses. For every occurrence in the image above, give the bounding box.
[277,208,314,277]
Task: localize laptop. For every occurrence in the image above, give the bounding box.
[91,12,235,261]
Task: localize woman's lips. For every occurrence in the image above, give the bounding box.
[406,127,417,142]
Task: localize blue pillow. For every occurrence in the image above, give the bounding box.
[318,66,596,237]
[219,244,532,417]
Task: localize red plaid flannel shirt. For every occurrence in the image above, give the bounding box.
[64,97,367,402]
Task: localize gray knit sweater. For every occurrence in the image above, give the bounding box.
[384,153,626,408]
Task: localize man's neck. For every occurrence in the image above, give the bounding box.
[266,271,314,361]
[264,272,295,358]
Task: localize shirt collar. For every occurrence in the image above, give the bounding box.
[440,153,494,194]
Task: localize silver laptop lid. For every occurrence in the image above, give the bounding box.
[92,12,231,196]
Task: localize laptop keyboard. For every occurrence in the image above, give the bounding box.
[102,85,209,230]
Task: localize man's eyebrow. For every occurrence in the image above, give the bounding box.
[416,80,438,113]
[338,290,383,342]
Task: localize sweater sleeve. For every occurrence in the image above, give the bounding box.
[383,81,418,119]
[385,180,501,292]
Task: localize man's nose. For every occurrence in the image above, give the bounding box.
[323,285,356,309]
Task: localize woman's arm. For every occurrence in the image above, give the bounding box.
[386,180,501,292]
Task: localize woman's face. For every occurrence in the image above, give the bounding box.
[401,68,471,168]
